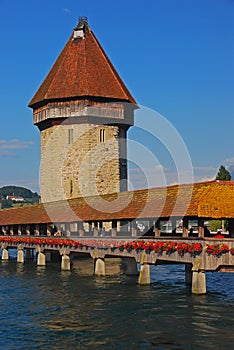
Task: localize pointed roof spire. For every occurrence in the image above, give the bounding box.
[29,19,136,108]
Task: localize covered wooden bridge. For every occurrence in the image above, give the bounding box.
[0,180,234,238]
[0,180,234,294]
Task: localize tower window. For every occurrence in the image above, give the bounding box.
[70,179,73,195]
[99,129,105,143]
[68,128,74,144]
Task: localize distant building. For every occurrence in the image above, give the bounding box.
[29,17,137,203]
[6,196,24,202]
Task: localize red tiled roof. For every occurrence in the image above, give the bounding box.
[0,181,234,226]
[29,21,136,108]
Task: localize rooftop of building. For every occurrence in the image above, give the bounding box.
[29,17,137,109]
[1,180,234,226]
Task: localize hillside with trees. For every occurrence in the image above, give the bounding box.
[0,186,40,209]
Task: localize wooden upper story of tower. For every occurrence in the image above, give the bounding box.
[28,17,137,129]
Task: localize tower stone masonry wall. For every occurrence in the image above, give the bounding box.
[40,122,126,202]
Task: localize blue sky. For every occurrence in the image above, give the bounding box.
[0,0,233,193]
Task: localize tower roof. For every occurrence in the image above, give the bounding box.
[29,18,137,108]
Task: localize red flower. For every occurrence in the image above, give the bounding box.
[206,243,229,257]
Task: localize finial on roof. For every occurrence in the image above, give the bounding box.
[73,16,88,39]
[75,16,88,29]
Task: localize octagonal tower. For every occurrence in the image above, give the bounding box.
[29,18,137,203]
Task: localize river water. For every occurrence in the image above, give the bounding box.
[0,252,233,350]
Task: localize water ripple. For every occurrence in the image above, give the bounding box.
[0,260,233,349]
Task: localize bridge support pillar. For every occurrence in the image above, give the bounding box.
[61,254,71,271]
[2,248,9,260]
[138,263,150,285]
[125,258,138,275]
[37,252,46,266]
[17,248,24,263]
[192,271,206,294]
[94,258,105,276]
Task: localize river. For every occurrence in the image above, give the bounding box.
[0,252,233,349]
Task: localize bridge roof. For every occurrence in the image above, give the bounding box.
[0,180,234,226]
[29,18,136,108]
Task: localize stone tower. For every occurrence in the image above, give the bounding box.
[29,18,137,203]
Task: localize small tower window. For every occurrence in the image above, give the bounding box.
[73,29,84,39]
[70,179,73,195]
[99,129,105,143]
[68,128,73,144]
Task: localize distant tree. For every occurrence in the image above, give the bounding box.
[216,165,231,181]
[212,165,231,233]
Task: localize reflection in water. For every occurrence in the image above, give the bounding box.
[0,258,233,349]
[16,263,24,274]
[72,257,123,277]
[72,257,94,276]
[36,265,46,276]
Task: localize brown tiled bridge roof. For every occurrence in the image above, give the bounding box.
[29,19,136,108]
[0,181,234,226]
